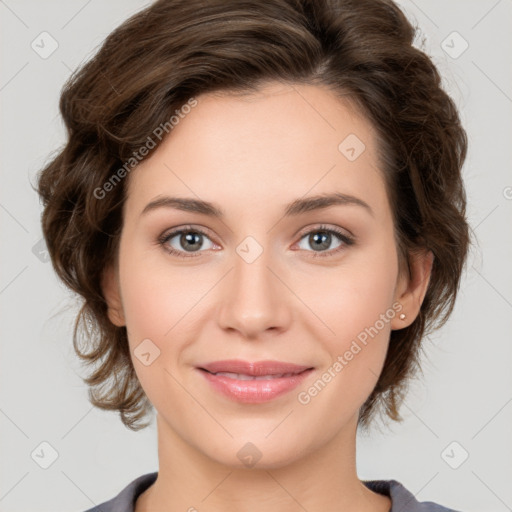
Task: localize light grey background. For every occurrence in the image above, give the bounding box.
[1,1,511,511]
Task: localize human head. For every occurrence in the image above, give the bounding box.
[36,0,469,434]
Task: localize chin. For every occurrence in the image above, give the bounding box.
[201,435,312,471]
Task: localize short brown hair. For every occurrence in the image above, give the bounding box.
[36,0,470,431]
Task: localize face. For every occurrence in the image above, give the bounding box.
[103,82,431,469]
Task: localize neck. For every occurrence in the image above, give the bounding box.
[135,414,390,512]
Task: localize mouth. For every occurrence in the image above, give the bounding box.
[196,360,314,403]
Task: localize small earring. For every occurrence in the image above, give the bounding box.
[399,313,406,320]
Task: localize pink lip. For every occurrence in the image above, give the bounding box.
[197,359,314,403]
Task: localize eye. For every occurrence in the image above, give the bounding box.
[158,225,216,258]
[158,224,355,259]
[295,225,354,258]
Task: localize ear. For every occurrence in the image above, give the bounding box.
[391,248,434,330]
[100,263,126,327]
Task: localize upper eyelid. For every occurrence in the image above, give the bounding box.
[295,224,353,239]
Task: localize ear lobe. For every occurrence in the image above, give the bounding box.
[101,263,126,327]
[392,249,434,330]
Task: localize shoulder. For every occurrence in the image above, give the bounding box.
[363,479,463,512]
[82,472,158,512]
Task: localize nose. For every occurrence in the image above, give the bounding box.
[217,245,292,340]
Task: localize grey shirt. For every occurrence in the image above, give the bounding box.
[83,472,462,512]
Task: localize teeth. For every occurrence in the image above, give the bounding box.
[213,371,296,380]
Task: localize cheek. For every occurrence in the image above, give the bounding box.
[117,247,219,396]
[295,251,398,421]
[117,254,191,405]
[296,239,399,412]
[297,239,399,343]
[118,242,201,340]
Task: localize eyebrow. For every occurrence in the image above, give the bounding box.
[141,192,374,219]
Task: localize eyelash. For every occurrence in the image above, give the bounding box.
[157,224,355,259]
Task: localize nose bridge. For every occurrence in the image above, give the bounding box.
[217,235,291,338]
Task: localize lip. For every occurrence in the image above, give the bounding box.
[197,359,314,403]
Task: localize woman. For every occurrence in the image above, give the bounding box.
[37,0,469,510]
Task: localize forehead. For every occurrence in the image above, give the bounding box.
[123,82,389,223]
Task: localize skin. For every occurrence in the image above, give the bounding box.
[101,81,433,512]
